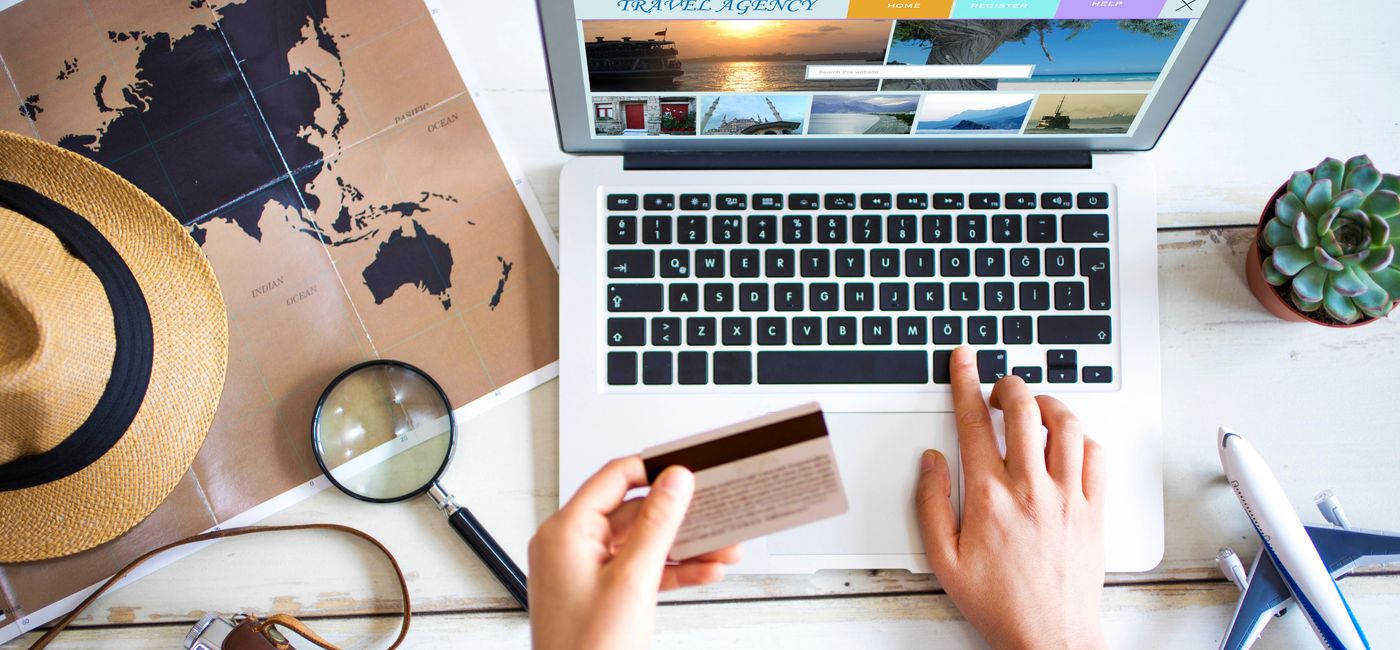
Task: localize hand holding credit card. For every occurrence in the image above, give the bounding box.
[641,403,848,560]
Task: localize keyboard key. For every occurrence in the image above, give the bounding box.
[607,352,637,385]
[880,283,909,311]
[984,282,1014,311]
[651,317,680,346]
[923,214,952,243]
[747,215,777,243]
[1010,248,1040,277]
[608,250,653,278]
[1048,348,1076,369]
[975,249,1005,277]
[714,351,752,384]
[1049,368,1076,383]
[713,216,742,244]
[844,283,874,311]
[677,351,707,384]
[992,214,1022,243]
[687,317,716,345]
[730,249,759,277]
[679,193,711,210]
[1027,214,1057,243]
[897,193,928,210]
[660,249,689,278]
[958,214,987,243]
[642,351,672,385]
[862,317,893,345]
[607,216,637,244]
[941,249,970,277]
[906,249,935,277]
[704,283,734,311]
[1038,315,1112,344]
[1055,281,1086,310]
[643,194,674,210]
[607,318,645,346]
[977,349,1008,383]
[1005,193,1036,210]
[897,316,927,344]
[608,284,662,312]
[915,282,945,311]
[933,316,962,344]
[825,193,856,210]
[1020,282,1050,310]
[968,316,997,344]
[1003,315,1032,344]
[887,214,917,243]
[753,193,783,210]
[739,283,768,311]
[607,194,638,211]
[853,215,882,243]
[801,249,831,277]
[836,249,865,277]
[827,317,857,344]
[764,249,795,277]
[792,317,822,345]
[783,215,812,243]
[717,193,747,210]
[722,317,751,345]
[789,193,820,210]
[1083,366,1113,383]
[642,216,671,244]
[818,215,847,243]
[949,282,979,310]
[933,350,953,384]
[678,216,707,244]
[1012,366,1043,383]
[871,249,900,277]
[861,193,893,210]
[1077,192,1109,210]
[774,283,804,311]
[757,351,928,384]
[810,283,839,311]
[669,283,699,312]
[695,250,724,277]
[970,193,1000,210]
[1045,248,1075,276]
[1080,248,1111,310]
[1063,214,1110,243]
[1041,192,1072,210]
[932,193,964,210]
[757,317,787,345]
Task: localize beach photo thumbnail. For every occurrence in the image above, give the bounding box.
[882,19,1186,91]
[592,95,697,136]
[809,95,919,135]
[582,20,891,93]
[914,93,1033,134]
[1023,93,1147,135]
[698,94,808,136]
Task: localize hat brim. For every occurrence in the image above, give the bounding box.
[0,131,228,562]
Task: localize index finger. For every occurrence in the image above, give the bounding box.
[948,346,1001,473]
[563,456,648,517]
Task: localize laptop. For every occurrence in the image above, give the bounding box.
[541,0,1243,573]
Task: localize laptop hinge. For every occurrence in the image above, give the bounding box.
[623,150,1091,171]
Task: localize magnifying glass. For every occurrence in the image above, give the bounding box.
[311,360,528,610]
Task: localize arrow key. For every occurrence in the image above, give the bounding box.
[607,250,654,278]
[1063,214,1110,242]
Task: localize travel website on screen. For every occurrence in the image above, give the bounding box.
[574,0,1209,139]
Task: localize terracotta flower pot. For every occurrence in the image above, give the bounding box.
[1244,178,1395,328]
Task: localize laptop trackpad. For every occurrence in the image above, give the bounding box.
[767,411,958,556]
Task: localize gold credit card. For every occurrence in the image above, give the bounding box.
[642,403,849,560]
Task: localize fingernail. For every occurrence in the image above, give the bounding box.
[657,466,693,493]
[920,450,938,472]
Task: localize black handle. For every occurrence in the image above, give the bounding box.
[447,506,529,610]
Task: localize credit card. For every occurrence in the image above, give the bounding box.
[641,403,848,560]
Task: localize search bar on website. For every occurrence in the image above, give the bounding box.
[806,64,1034,80]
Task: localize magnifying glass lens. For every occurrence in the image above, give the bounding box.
[312,363,452,500]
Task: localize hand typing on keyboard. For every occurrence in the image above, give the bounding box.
[917,346,1108,650]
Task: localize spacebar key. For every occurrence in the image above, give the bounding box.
[757,351,928,384]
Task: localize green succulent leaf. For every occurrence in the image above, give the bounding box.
[1331,188,1365,210]
[1352,272,1392,317]
[1361,190,1400,218]
[1314,158,1345,196]
[1289,171,1314,200]
[1331,265,1368,297]
[1364,246,1395,273]
[1381,173,1400,195]
[1290,264,1328,303]
[1314,245,1344,271]
[1343,164,1382,195]
[1292,293,1323,312]
[1320,229,1344,258]
[1275,193,1305,226]
[1344,154,1373,173]
[1262,257,1288,285]
[1271,245,1312,276]
[1262,218,1293,249]
[1292,214,1317,249]
[1323,282,1361,323]
[1316,206,1340,235]
[1371,266,1400,298]
[1305,179,1334,217]
[1372,215,1391,245]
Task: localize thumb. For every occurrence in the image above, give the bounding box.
[614,465,694,577]
[915,450,958,570]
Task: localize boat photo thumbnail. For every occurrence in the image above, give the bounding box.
[914,93,1033,135]
[882,19,1187,92]
[592,96,697,136]
[698,94,809,136]
[1022,93,1147,134]
[809,95,919,135]
[582,20,892,93]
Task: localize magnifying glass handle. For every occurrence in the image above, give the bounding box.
[446,505,529,610]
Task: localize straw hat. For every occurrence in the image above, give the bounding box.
[0,131,227,562]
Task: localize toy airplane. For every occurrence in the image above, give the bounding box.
[1215,427,1400,649]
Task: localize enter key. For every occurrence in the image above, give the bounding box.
[1079,248,1111,310]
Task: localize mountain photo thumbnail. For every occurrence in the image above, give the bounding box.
[915,94,1033,134]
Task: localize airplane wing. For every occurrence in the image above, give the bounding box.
[1219,549,1293,650]
[1306,524,1400,576]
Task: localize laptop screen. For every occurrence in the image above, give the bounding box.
[571,0,1211,141]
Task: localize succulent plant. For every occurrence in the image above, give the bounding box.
[1259,155,1400,323]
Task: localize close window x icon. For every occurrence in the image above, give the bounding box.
[1177,0,1197,11]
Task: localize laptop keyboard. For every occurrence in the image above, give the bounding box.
[601,188,1118,390]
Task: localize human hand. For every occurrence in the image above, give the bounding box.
[528,457,742,650]
[917,347,1108,649]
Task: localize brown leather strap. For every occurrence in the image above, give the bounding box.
[28,524,410,650]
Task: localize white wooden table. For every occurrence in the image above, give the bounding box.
[9,0,1400,647]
